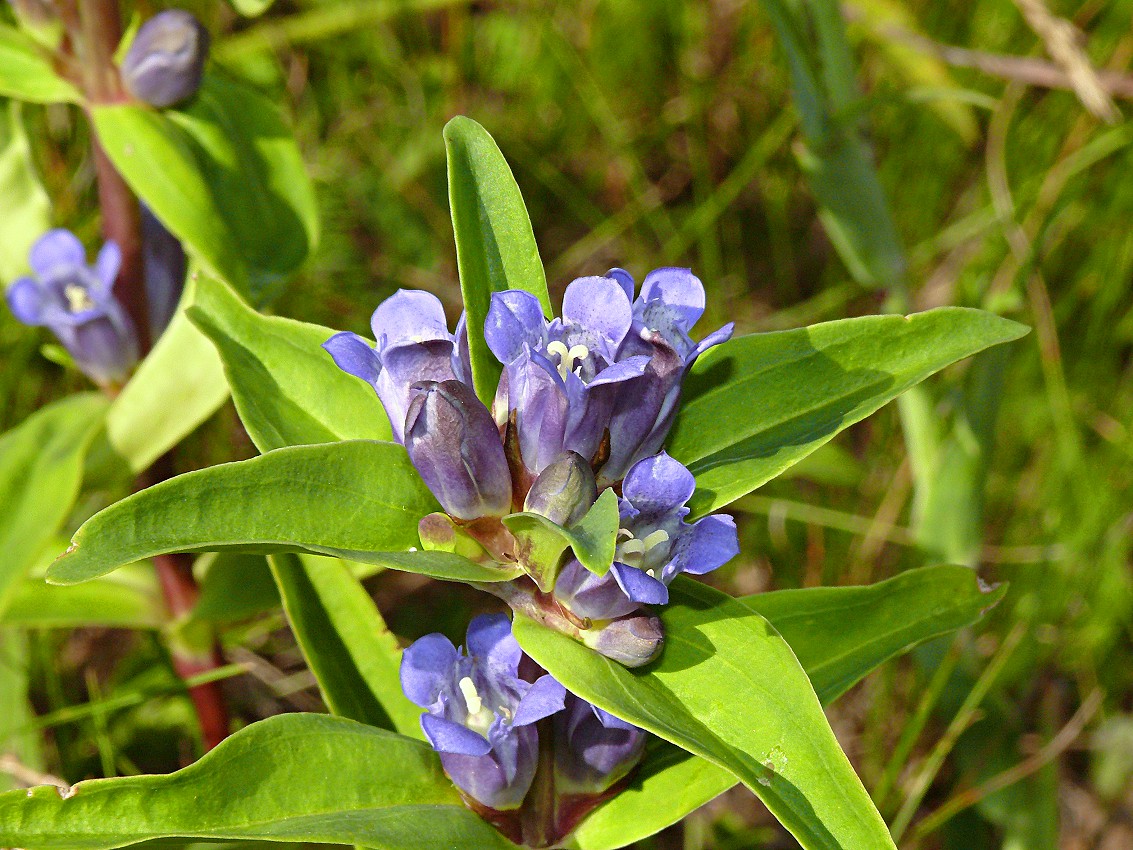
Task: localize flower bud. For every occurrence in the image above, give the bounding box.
[141,205,185,336]
[555,694,646,794]
[121,10,210,108]
[580,612,664,667]
[523,452,596,527]
[404,380,512,520]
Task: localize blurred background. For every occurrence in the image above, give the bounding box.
[2,0,1132,847]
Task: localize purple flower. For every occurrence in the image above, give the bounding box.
[522,451,596,527]
[555,452,738,620]
[555,694,646,794]
[599,267,734,481]
[404,379,513,520]
[324,289,472,443]
[121,9,210,108]
[401,614,566,811]
[141,205,186,337]
[6,229,138,387]
[485,277,650,475]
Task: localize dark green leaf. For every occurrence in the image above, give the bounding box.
[187,273,391,452]
[0,393,107,615]
[567,566,1003,850]
[515,577,897,850]
[0,100,51,283]
[269,552,423,737]
[444,115,550,404]
[47,441,519,585]
[0,25,81,103]
[668,308,1029,515]
[190,553,280,623]
[0,713,517,850]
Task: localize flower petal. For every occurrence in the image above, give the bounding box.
[400,632,459,707]
[6,277,45,325]
[485,290,546,365]
[669,513,739,577]
[29,229,85,276]
[370,289,451,352]
[94,241,122,292]
[605,267,636,303]
[562,276,633,350]
[621,452,696,517]
[692,322,734,361]
[322,332,382,386]
[638,267,705,330]
[610,562,669,605]
[466,613,522,673]
[421,714,492,756]
[588,354,650,387]
[511,674,566,727]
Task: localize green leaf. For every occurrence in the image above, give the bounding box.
[228,0,275,16]
[92,74,317,303]
[190,553,280,623]
[0,630,41,793]
[0,713,518,850]
[515,577,897,850]
[269,552,423,738]
[187,273,391,452]
[667,308,1029,515]
[100,273,229,476]
[3,565,162,629]
[566,566,1003,850]
[502,488,620,586]
[444,115,550,404]
[0,393,108,615]
[0,25,81,103]
[0,100,51,283]
[47,441,519,585]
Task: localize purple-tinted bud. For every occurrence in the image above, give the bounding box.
[8,0,55,28]
[141,205,185,337]
[400,614,566,811]
[523,452,596,527]
[6,229,138,387]
[555,694,646,794]
[121,10,210,108]
[580,611,664,667]
[404,380,512,520]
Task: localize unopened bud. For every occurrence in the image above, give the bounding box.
[580,612,664,667]
[523,452,596,527]
[555,694,646,794]
[404,380,512,520]
[141,205,185,336]
[121,10,210,108]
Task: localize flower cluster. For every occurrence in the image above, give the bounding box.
[327,267,739,830]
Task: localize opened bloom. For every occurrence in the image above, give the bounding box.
[6,229,138,387]
[555,693,646,795]
[401,614,566,810]
[323,289,471,443]
[555,452,738,621]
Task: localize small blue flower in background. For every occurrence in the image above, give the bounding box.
[485,276,651,475]
[323,289,471,443]
[401,613,566,811]
[555,452,738,621]
[121,9,210,109]
[6,229,138,387]
[555,693,646,795]
[600,267,734,481]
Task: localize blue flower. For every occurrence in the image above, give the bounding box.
[400,613,566,811]
[599,267,734,481]
[6,229,138,387]
[485,277,650,476]
[121,9,210,108]
[554,693,646,794]
[555,452,738,621]
[324,289,472,443]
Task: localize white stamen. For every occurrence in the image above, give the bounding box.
[620,539,646,557]
[646,568,656,578]
[617,528,635,540]
[458,676,483,715]
[546,340,590,380]
[642,529,670,551]
[64,284,94,313]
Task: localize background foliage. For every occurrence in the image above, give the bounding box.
[1,0,1131,848]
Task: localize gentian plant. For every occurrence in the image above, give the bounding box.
[0,3,1030,847]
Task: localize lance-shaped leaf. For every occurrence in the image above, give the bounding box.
[503,488,620,587]
[47,441,521,586]
[0,394,108,616]
[0,101,51,283]
[0,713,518,850]
[269,552,422,738]
[515,576,897,850]
[0,24,82,103]
[4,565,162,629]
[564,566,1004,850]
[187,273,391,452]
[667,308,1028,515]
[444,115,551,404]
